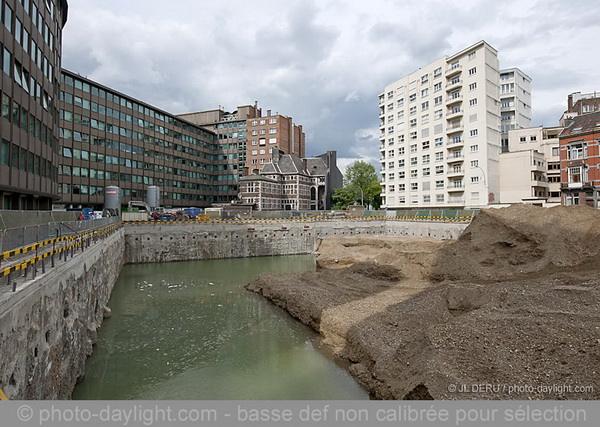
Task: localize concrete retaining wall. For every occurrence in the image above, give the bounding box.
[0,229,125,399]
[124,220,467,264]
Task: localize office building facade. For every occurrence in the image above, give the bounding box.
[1,0,68,209]
[379,41,503,210]
[57,69,220,209]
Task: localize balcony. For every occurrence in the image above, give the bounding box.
[446,94,463,105]
[445,79,463,91]
[531,180,549,188]
[447,138,464,147]
[447,168,465,178]
[447,184,465,192]
[446,108,463,120]
[446,64,462,77]
[446,123,464,134]
[447,152,464,163]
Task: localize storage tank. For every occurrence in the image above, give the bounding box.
[104,186,121,216]
[146,186,160,209]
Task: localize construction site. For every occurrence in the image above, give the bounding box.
[246,204,600,399]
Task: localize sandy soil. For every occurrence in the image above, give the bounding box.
[246,205,600,399]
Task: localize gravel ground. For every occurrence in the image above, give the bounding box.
[246,205,600,399]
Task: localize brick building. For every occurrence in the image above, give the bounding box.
[239,150,341,211]
[559,111,600,208]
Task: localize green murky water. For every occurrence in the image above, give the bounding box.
[72,255,367,400]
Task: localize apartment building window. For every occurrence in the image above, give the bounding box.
[269,118,277,124]
[409,93,417,102]
[468,51,476,60]
[397,111,404,119]
[422,114,429,125]
[469,98,478,106]
[259,119,266,125]
[471,176,479,183]
[435,180,444,189]
[470,129,478,137]
[411,183,418,191]
[399,134,405,143]
[259,129,266,135]
[422,141,430,150]
[434,109,443,120]
[388,173,394,180]
[269,138,277,144]
[433,67,442,78]
[388,150,395,157]
[423,195,431,204]
[410,156,418,165]
[410,119,417,128]
[398,171,405,179]
[389,185,395,192]
[388,137,394,145]
[410,144,417,153]
[552,147,559,156]
[567,142,586,160]
[435,137,444,147]
[397,98,404,107]
[398,159,405,167]
[399,184,405,191]
[252,140,258,145]
[435,151,443,161]
[421,74,428,84]
[259,138,266,145]
[387,115,393,123]
[519,136,527,142]
[468,67,476,75]
[433,82,442,92]
[387,103,394,111]
[568,166,585,183]
[259,149,265,154]
[531,136,537,141]
[388,161,394,169]
[423,168,430,177]
[421,101,429,111]
[436,194,445,202]
[436,165,444,174]
[410,169,418,178]
[451,90,461,99]
[251,130,258,135]
[398,147,405,155]
[421,88,429,97]
[469,82,477,90]
[251,150,257,155]
[409,106,417,115]
[387,91,394,99]
[470,160,479,168]
[423,154,430,164]
[434,96,443,106]
[470,145,479,152]
[409,131,417,140]
[269,128,276,134]
[388,126,394,134]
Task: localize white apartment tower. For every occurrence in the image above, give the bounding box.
[500,68,532,152]
[379,41,503,209]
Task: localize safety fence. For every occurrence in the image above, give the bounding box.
[0,217,119,254]
[0,223,121,292]
[122,211,476,226]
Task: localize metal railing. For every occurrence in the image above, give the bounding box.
[0,217,119,254]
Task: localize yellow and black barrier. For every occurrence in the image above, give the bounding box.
[1,224,120,280]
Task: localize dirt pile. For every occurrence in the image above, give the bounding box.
[434,204,600,282]
[246,205,600,399]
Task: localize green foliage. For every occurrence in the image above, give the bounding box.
[332,161,381,210]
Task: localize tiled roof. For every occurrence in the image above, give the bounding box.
[560,110,600,137]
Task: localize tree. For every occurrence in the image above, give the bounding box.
[332,161,381,210]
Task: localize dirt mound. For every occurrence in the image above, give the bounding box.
[246,205,600,399]
[434,204,600,282]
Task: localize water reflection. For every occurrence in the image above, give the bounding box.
[72,256,367,400]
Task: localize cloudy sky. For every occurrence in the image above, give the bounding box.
[62,0,600,173]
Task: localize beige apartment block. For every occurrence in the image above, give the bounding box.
[500,68,532,152]
[379,41,503,210]
[499,126,562,206]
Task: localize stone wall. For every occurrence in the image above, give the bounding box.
[0,229,125,399]
[124,220,466,263]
